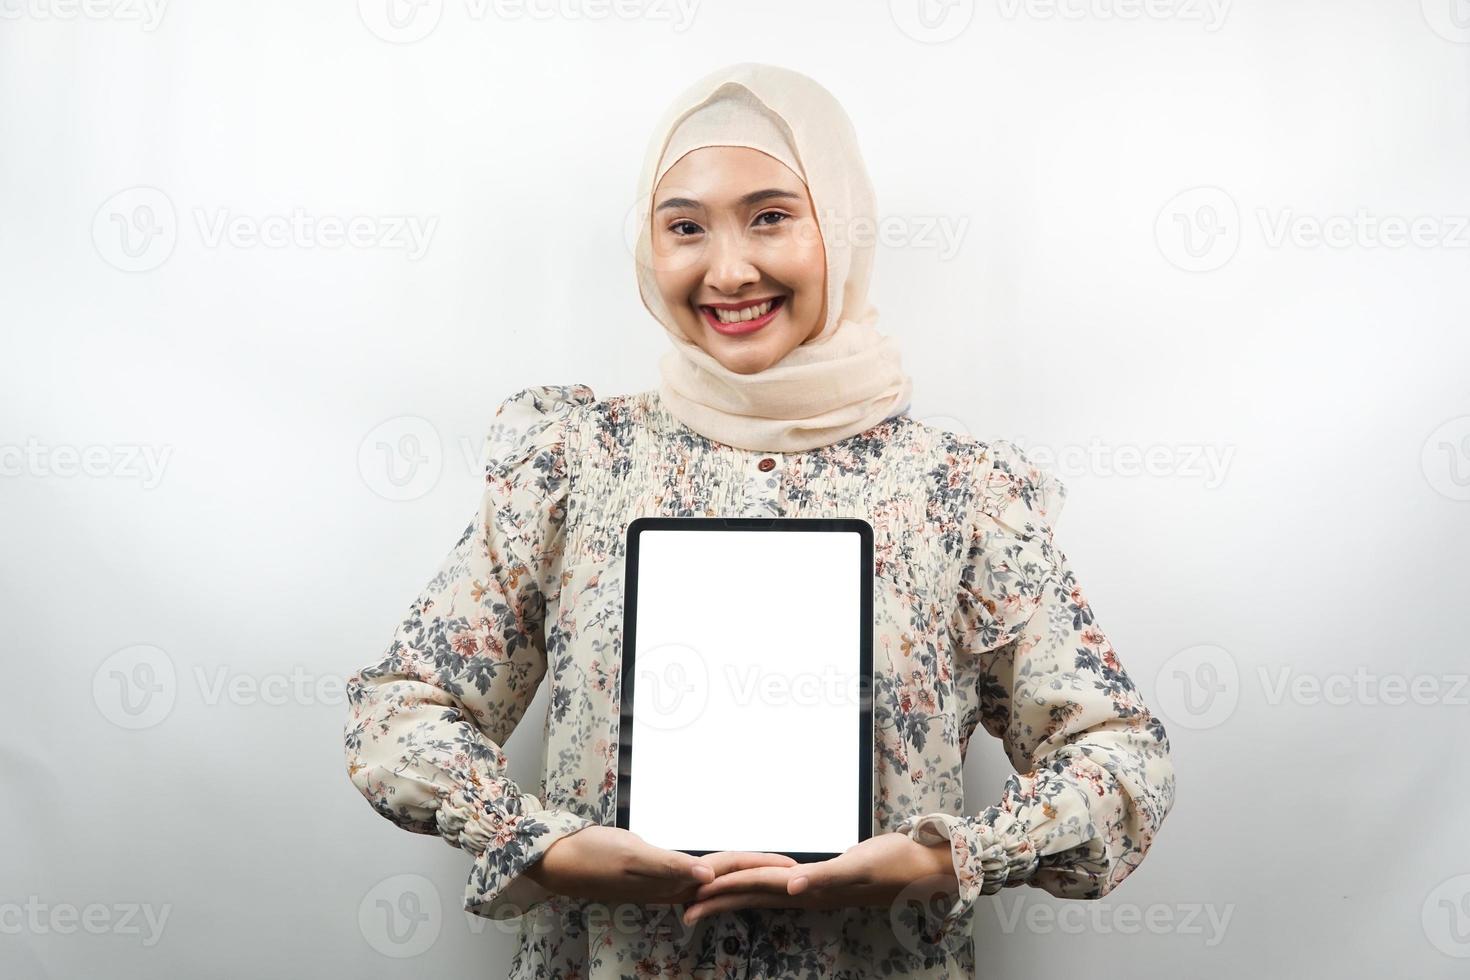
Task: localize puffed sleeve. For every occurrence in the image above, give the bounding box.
[895,439,1176,939]
[343,383,599,921]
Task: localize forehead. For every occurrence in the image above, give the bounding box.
[654,145,806,204]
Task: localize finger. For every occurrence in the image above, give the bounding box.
[630,846,714,884]
[787,857,842,895]
[692,866,794,900]
[683,891,798,926]
[701,851,799,877]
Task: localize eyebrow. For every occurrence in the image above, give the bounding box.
[654,188,803,213]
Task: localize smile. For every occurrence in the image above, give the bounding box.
[697,295,786,335]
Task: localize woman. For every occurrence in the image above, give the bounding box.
[343,62,1176,978]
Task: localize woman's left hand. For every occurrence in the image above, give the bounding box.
[680,832,957,926]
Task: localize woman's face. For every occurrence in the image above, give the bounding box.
[649,145,828,375]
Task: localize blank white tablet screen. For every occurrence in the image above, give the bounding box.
[627,527,862,854]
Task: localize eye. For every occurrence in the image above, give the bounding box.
[667,219,703,237]
[754,210,790,228]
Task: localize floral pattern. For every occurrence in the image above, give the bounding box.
[343,383,1176,978]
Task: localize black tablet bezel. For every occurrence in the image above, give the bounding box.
[615,516,874,863]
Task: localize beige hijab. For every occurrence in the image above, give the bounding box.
[632,63,913,453]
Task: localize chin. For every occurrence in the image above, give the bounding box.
[674,315,809,374]
[735,359,777,375]
[708,348,776,375]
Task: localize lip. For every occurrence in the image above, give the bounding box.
[698,295,785,336]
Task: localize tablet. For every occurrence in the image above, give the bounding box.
[616,516,874,862]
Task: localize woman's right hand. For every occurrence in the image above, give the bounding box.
[524,825,798,906]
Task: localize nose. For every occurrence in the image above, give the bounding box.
[702,227,759,295]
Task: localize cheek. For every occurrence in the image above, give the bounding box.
[761,235,824,297]
[782,226,825,301]
[652,264,700,316]
[791,240,827,338]
[801,248,825,296]
[788,243,825,317]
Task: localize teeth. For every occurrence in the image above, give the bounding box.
[709,299,775,323]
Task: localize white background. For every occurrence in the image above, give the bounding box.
[2,0,1469,976]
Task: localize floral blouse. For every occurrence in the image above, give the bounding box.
[343,383,1176,979]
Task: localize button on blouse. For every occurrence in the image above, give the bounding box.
[343,383,1176,979]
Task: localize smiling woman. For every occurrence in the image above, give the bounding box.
[649,146,828,370]
[633,69,914,454]
[343,61,1176,980]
